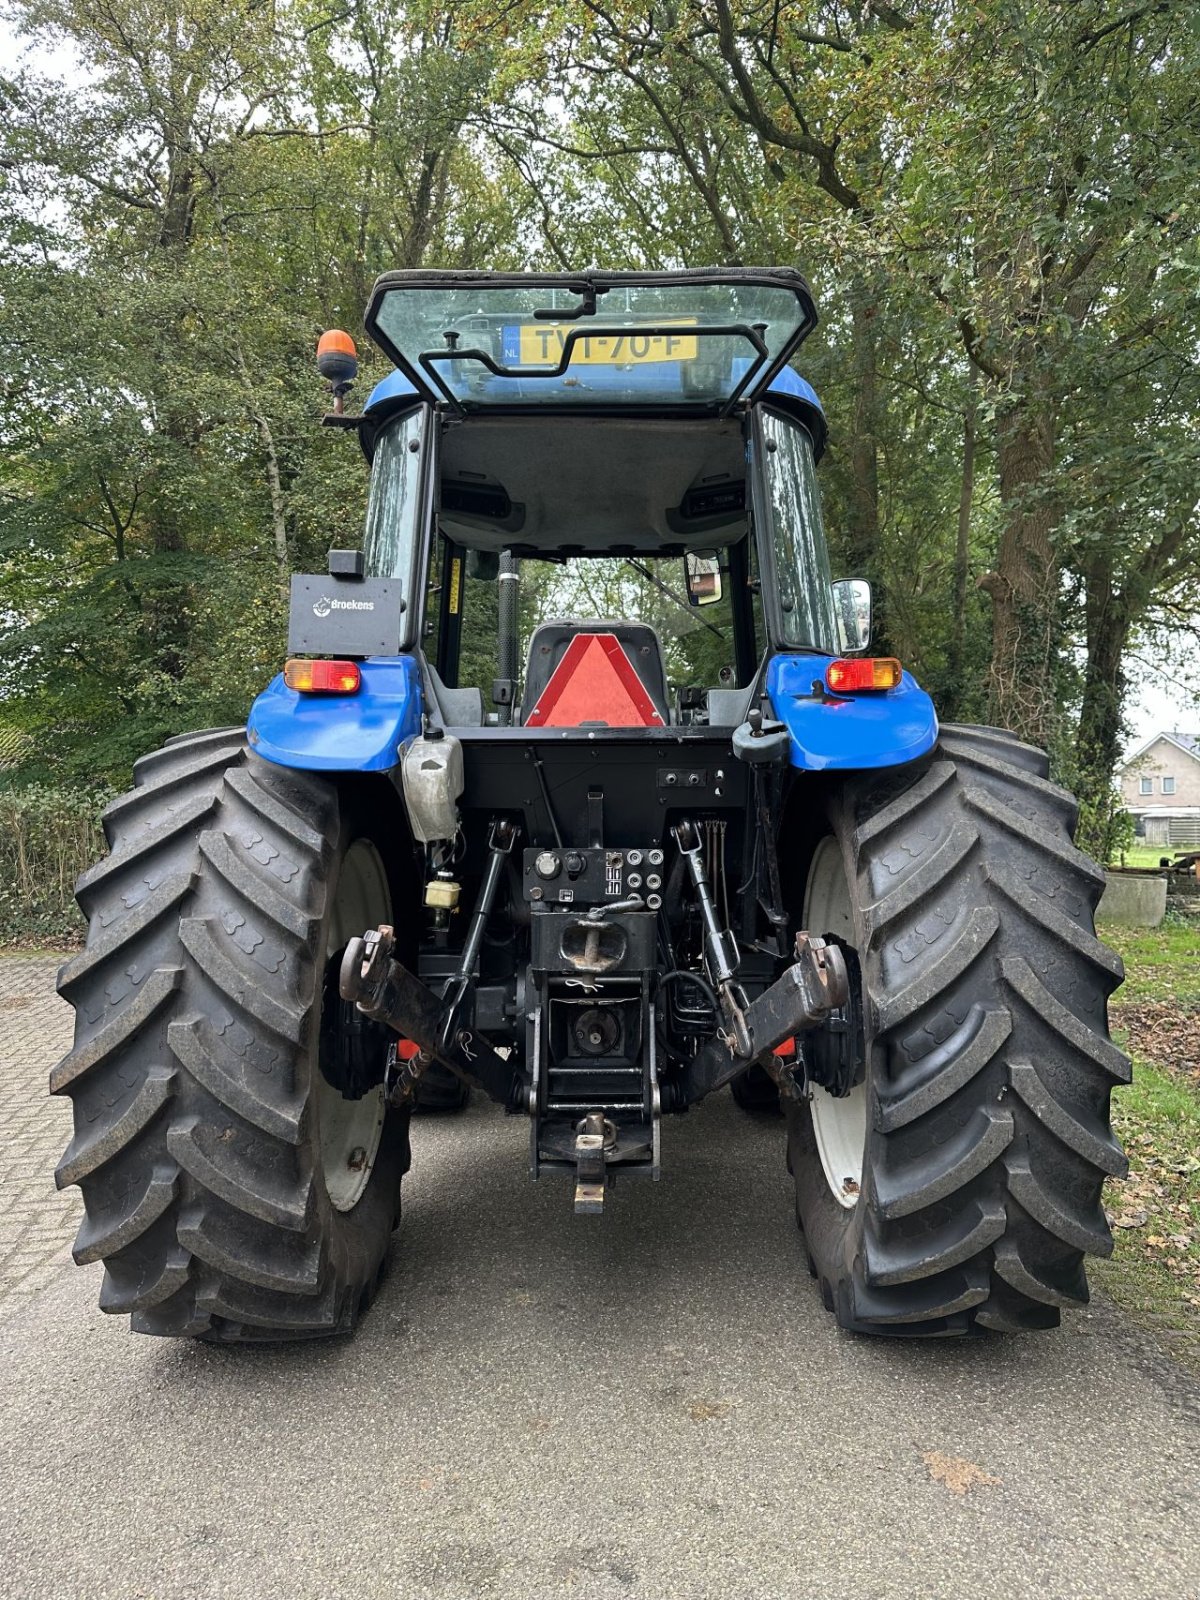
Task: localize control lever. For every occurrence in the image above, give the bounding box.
[586,894,644,920]
[733,703,789,767]
[672,819,752,1058]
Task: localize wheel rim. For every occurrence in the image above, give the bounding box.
[803,837,866,1210]
[318,838,390,1213]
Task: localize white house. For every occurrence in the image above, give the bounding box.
[1118,731,1200,846]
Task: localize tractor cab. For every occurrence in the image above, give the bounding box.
[281,272,894,741]
[350,269,851,732]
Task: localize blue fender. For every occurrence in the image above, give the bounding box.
[766,655,938,772]
[247,657,423,773]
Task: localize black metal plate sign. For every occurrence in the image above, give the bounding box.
[287,574,405,657]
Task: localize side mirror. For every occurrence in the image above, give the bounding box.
[832,578,872,653]
[685,550,723,607]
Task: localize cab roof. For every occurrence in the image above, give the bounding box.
[359,363,827,460]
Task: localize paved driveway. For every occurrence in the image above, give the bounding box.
[0,956,80,1320]
[1,954,1198,1600]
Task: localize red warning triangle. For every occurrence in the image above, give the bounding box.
[526,633,665,728]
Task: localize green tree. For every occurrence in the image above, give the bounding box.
[511,0,1200,754]
[0,0,526,781]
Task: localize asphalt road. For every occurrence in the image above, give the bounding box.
[1,957,1198,1600]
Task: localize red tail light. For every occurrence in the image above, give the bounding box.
[284,658,361,694]
[825,657,902,693]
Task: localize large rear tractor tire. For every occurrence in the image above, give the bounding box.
[52,729,412,1341]
[789,724,1129,1336]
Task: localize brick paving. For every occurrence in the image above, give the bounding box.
[0,956,80,1322]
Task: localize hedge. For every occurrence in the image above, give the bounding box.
[0,786,111,944]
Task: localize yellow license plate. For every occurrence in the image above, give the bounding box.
[518,323,698,366]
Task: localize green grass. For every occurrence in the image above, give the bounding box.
[1109,844,1173,869]
[1095,1057,1200,1367]
[1100,919,1200,1005]
[1094,914,1200,1364]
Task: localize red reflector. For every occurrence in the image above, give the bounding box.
[773,1037,797,1059]
[825,657,902,693]
[395,1038,421,1061]
[526,633,665,728]
[284,658,361,694]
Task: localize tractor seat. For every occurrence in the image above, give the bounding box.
[520,620,671,728]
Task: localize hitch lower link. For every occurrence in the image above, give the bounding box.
[339,818,520,1107]
[668,818,848,1107]
[676,930,849,1108]
[340,924,516,1107]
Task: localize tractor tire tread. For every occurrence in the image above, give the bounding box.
[793,720,1128,1336]
[52,730,406,1342]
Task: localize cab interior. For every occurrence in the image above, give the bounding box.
[422,413,765,729]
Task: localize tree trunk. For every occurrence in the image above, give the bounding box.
[232,336,290,587]
[1073,555,1133,860]
[846,279,883,642]
[944,371,977,717]
[980,403,1059,747]
[145,413,193,683]
[257,411,290,587]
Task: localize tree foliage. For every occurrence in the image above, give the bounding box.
[0,0,1196,855]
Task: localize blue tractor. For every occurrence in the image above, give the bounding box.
[53,269,1128,1341]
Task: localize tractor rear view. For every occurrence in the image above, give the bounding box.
[52,269,1128,1342]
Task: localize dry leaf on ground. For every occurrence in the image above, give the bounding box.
[921,1450,1002,1496]
[686,1398,732,1422]
[1111,1206,1149,1229]
[1112,1001,1200,1077]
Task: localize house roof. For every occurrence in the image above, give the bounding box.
[1120,730,1200,770]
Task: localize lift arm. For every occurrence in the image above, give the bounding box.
[676,932,848,1106]
[339,925,517,1107]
